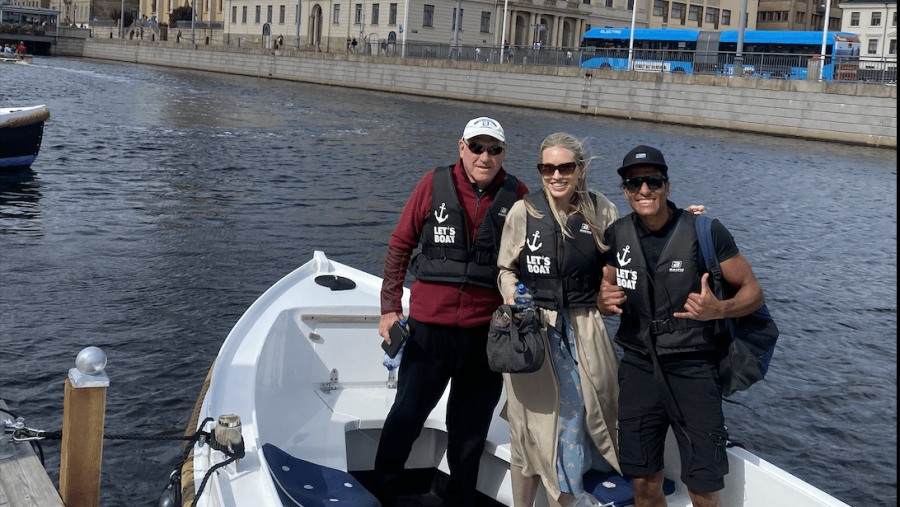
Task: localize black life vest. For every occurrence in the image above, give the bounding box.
[411,165,520,289]
[611,212,714,355]
[517,192,603,310]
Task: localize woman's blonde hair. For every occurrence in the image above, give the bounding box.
[526,132,610,252]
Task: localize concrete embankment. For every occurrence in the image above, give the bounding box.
[77,38,896,148]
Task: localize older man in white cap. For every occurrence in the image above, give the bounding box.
[373,116,529,506]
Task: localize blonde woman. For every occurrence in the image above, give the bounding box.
[497,132,620,507]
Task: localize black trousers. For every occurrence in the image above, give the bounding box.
[374,318,503,505]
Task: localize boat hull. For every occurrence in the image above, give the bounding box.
[0,105,49,170]
[184,251,851,507]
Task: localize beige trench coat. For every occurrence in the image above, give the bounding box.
[497,191,620,502]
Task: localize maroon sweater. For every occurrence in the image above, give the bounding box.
[381,160,529,328]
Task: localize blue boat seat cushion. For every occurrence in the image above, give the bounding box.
[262,443,381,507]
[583,469,676,507]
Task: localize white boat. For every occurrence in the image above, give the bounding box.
[0,105,50,170]
[177,250,851,507]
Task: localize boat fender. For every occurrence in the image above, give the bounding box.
[155,469,181,507]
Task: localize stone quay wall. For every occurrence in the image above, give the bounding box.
[78,38,896,148]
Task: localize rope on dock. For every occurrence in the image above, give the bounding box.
[0,108,50,129]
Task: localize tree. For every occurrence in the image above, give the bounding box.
[111,9,135,28]
[169,6,192,26]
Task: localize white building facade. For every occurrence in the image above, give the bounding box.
[839,0,897,58]
[167,0,743,52]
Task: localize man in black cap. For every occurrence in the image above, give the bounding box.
[597,145,766,507]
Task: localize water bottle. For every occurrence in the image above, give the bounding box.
[514,283,534,309]
[382,319,407,371]
[572,491,603,507]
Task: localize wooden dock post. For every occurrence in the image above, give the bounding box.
[59,346,110,507]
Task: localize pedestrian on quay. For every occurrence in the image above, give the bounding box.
[598,145,765,507]
[373,116,529,507]
[497,132,621,507]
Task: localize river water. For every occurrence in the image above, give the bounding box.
[0,56,895,506]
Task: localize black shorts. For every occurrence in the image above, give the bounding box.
[617,353,728,493]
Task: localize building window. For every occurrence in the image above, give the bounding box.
[653,0,666,17]
[607,0,614,7]
[583,0,591,4]
[242,6,247,22]
[452,8,463,30]
[705,7,718,26]
[232,5,237,23]
[480,11,491,33]
[795,11,804,23]
[355,4,362,24]
[255,6,261,23]
[372,4,379,25]
[333,4,340,24]
[279,5,285,23]
[721,9,731,25]
[868,38,878,54]
[671,2,685,25]
[267,5,272,23]
[889,39,897,55]
[850,12,859,26]
[871,12,881,26]
[389,3,397,24]
[893,11,897,26]
[423,4,434,27]
[688,5,702,26]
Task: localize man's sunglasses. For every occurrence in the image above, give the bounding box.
[537,162,578,176]
[622,175,668,192]
[468,143,504,156]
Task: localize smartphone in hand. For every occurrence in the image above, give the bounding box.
[381,320,409,359]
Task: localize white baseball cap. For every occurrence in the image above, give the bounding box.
[462,117,505,143]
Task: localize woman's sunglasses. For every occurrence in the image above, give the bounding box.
[537,162,578,176]
[468,143,504,156]
[622,175,668,192]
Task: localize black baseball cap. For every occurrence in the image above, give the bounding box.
[617,145,668,178]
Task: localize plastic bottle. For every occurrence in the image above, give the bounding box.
[571,491,603,507]
[382,319,407,371]
[514,283,534,308]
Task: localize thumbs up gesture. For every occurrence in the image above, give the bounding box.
[673,273,722,321]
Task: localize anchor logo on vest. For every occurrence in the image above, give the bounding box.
[434,203,449,223]
[617,245,632,267]
[526,230,543,252]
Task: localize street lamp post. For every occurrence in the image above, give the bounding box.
[818,0,832,80]
[734,0,748,75]
[119,0,124,38]
[500,0,509,64]
[627,0,637,70]
[295,0,301,49]
[191,0,196,44]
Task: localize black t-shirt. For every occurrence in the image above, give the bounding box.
[602,203,739,271]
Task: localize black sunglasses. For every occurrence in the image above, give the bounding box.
[622,175,668,192]
[537,162,578,176]
[468,143,504,156]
